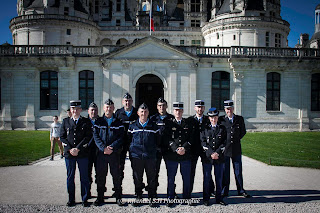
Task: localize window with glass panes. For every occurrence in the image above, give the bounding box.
[211,71,230,110]
[79,71,94,109]
[40,71,58,110]
[191,0,200,12]
[266,72,280,111]
[311,73,320,111]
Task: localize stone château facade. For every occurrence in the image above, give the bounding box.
[0,0,320,131]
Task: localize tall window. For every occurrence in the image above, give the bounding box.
[191,0,200,12]
[266,32,270,47]
[79,71,94,109]
[311,73,320,111]
[40,71,58,110]
[275,33,281,47]
[191,40,201,46]
[191,20,200,27]
[95,0,99,13]
[266,72,280,111]
[116,0,121,11]
[212,71,230,110]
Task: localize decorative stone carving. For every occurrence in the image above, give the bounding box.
[169,62,179,69]
[189,61,198,68]
[234,72,244,79]
[101,58,111,69]
[121,59,131,69]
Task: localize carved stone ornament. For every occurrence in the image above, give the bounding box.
[189,61,198,68]
[234,72,244,79]
[169,62,179,69]
[101,58,111,69]
[121,60,131,69]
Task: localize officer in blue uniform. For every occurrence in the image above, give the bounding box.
[188,100,214,195]
[163,102,193,207]
[60,100,92,207]
[201,107,227,206]
[150,97,174,192]
[219,100,251,198]
[93,99,124,206]
[115,93,138,187]
[128,103,160,207]
[87,102,99,199]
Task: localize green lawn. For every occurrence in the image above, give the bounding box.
[0,130,58,167]
[242,132,320,169]
[0,131,320,168]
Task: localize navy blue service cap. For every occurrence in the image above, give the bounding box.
[70,100,81,108]
[139,103,148,110]
[123,93,132,100]
[173,102,183,109]
[157,97,167,104]
[207,107,219,117]
[104,99,114,105]
[224,100,234,108]
[195,100,205,106]
[88,102,98,108]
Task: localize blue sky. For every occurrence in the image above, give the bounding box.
[0,0,319,47]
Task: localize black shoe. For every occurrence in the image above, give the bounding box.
[116,198,125,206]
[49,157,53,161]
[66,201,75,207]
[238,192,251,198]
[93,199,104,206]
[149,201,156,207]
[203,200,210,206]
[132,195,142,207]
[60,155,64,159]
[82,201,90,207]
[174,193,179,199]
[166,202,174,207]
[217,200,227,206]
[188,199,195,206]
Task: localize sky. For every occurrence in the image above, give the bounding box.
[0,0,319,47]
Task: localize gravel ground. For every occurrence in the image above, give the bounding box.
[0,202,319,213]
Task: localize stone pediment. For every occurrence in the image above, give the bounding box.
[103,36,198,61]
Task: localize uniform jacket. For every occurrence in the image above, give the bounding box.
[218,114,246,157]
[115,107,138,147]
[93,114,124,153]
[60,116,92,158]
[128,119,160,160]
[150,113,174,153]
[187,115,210,159]
[88,116,99,154]
[163,118,194,162]
[200,124,227,164]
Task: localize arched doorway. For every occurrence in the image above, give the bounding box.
[135,74,164,116]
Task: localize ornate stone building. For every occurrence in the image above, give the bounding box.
[1,0,320,131]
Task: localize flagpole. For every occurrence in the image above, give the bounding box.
[150,0,152,36]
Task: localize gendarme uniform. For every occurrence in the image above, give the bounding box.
[218,100,250,198]
[128,103,160,204]
[93,99,124,206]
[163,102,193,201]
[115,93,138,183]
[150,97,174,190]
[60,100,92,207]
[201,108,227,205]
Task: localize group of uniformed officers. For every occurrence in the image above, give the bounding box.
[59,93,251,207]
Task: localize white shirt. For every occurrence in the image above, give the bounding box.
[50,122,61,138]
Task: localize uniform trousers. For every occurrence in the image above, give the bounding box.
[222,155,245,196]
[87,148,97,196]
[130,157,157,198]
[96,151,122,199]
[155,151,162,189]
[165,159,191,199]
[65,157,90,202]
[203,162,223,202]
[190,155,215,194]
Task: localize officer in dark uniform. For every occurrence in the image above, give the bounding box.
[219,100,250,198]
[201,107,227,206]
[150,97,174,192]
[93,99,124,206]
[115,93,138,187]
[128,103,160,207]
[188,100,214,195]
[87,102,99,199]
[60,100,92,207]
[163,102,193,207]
